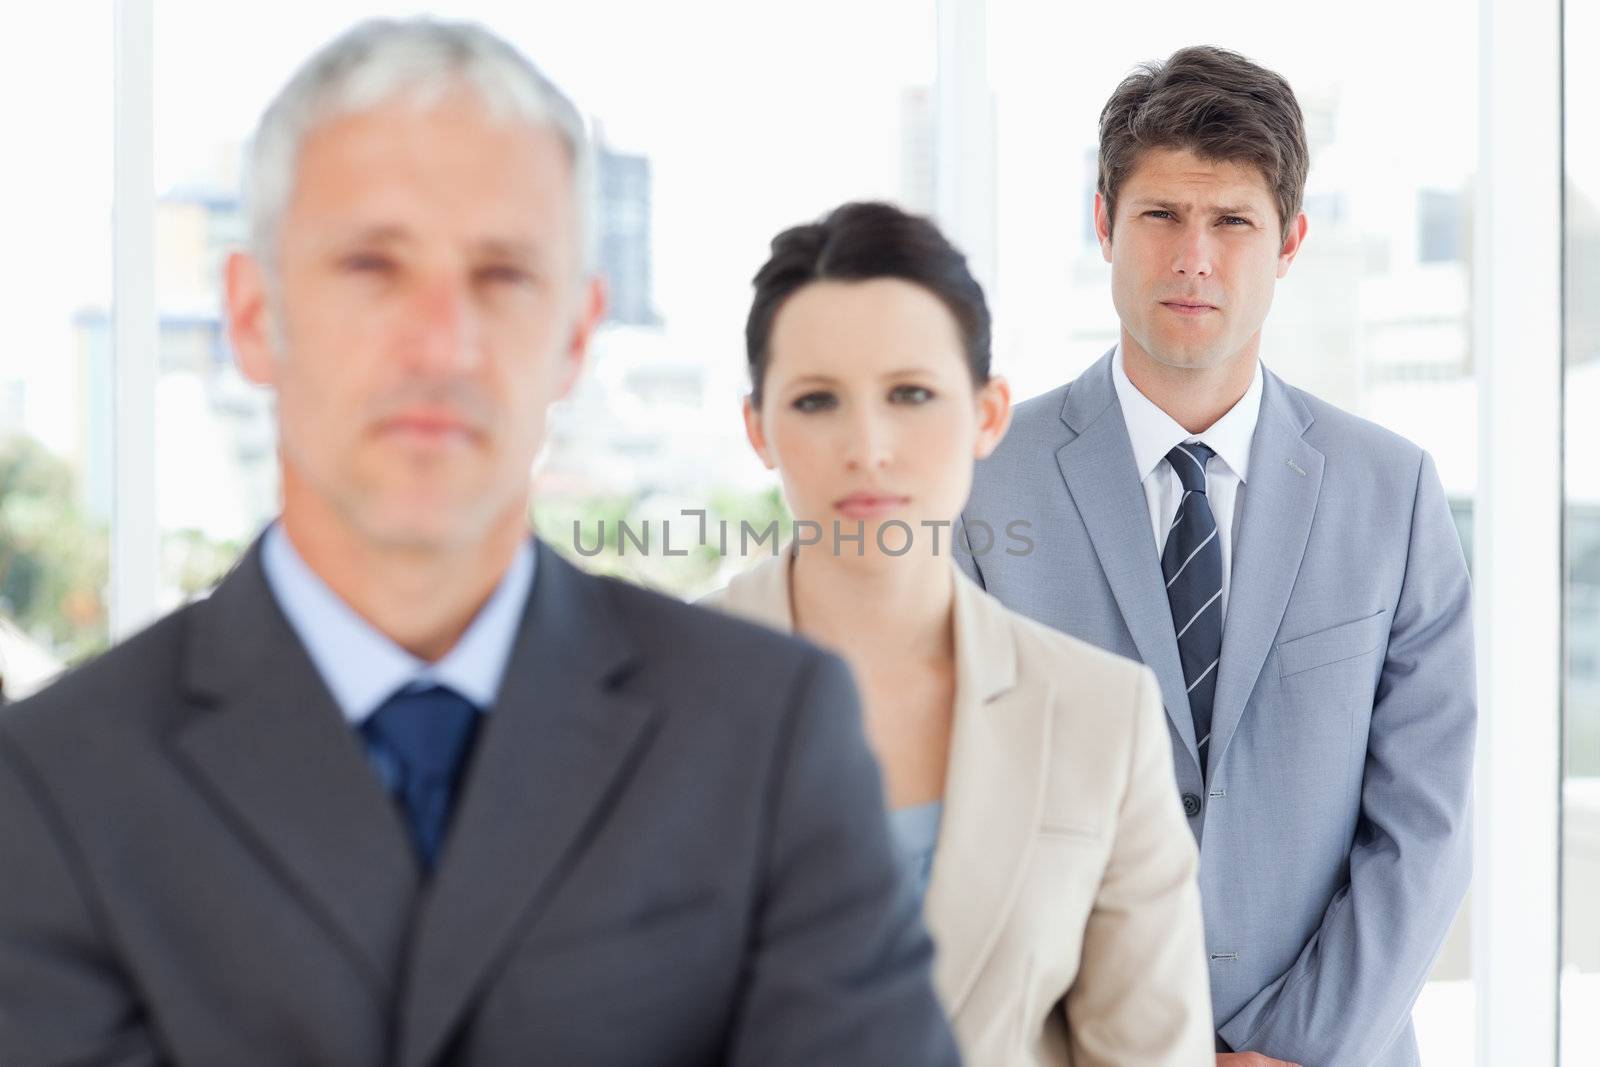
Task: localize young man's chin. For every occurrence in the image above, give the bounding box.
[1142,342,1236,374]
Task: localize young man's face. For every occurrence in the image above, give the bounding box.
[227,92,603,554]
[1095,146,1307,374]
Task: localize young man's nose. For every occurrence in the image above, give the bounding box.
[1171,226,1216,277]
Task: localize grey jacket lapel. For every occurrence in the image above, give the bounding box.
[398,542,658,1067]
[173,542,421,997]
[1208,371,1324,777]
[1056,353,1198,763]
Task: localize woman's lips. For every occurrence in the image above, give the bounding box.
[834,493,911,520]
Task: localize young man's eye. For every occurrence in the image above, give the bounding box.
[792,392,837,413]
[1220,216,1251,226]
[889,385,933,404]
[1146,210,1175,220]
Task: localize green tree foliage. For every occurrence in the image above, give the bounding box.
[0,435,108,662]
[534,486,791,598]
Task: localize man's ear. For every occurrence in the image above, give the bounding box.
[555,275,607,400]
[743,395,775,470]
[1093,191,1115,264]
[226,251,278,385]
[1277,211,1309,278]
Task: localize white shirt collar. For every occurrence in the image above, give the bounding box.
[260,522,536,724]
[1111,343,1264,484]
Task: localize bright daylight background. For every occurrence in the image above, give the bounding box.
[0,2,1592,1061]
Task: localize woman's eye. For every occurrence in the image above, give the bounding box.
[889,385,933,404]
[791,392,837,413]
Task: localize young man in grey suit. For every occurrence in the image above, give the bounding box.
[960,47,1475,1067]
[0,20,959,1067]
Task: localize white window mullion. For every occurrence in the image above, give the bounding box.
[111,0,158,641]
[1473,0,1564,1060]
[932,0,995,295]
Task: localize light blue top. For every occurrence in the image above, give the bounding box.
[889,801,944,898]
[258,523,536,724]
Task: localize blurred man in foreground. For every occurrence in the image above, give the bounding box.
[0,19,958,1067]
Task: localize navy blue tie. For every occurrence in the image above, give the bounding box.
[1161,442,1224,774]
[361,685,481,871]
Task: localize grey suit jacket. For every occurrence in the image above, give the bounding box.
[960,353,1475,1067]
[0,539,959,1067]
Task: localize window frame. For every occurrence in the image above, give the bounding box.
[109,0,1571,1060]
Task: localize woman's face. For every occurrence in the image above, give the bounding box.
[745,278,1010,560]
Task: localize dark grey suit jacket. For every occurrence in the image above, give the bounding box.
[0,540,959,1067]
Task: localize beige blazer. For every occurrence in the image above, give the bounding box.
[703,552,1212,1067]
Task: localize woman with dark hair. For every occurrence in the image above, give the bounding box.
[705,202,1213,1066]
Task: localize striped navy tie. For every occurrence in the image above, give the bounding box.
[1162,442,1223,774]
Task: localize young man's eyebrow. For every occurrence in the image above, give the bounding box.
[1127,198,1260,216]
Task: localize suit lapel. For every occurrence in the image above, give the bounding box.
[398,543,659,1067]
[716,556,1050,1013]
[1055,354,1198,764]
[923,573,1050,1013]
[1208,372,1324,777]
[172,542,421,996]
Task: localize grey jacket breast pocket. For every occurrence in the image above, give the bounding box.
[1276,609,1389,679]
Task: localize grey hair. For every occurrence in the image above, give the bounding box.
[245,18,597,275]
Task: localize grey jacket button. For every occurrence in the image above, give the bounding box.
[1181,792,1202,817]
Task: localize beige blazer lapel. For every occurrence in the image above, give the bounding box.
[706,557,1052,1014]
[701,550,795,631]
[922,572,1052,1013]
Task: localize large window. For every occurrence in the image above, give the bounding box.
[152,0,935,599]
[0,8,114,694]
[0,1,1586,1060]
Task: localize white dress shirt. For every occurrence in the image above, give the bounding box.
[1110,344,1264,622]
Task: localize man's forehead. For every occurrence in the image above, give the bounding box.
[1121,148,1274,206]
[291,100,574,202]
[281,103,576,251]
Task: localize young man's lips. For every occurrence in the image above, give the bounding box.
[1162,300,1218,316]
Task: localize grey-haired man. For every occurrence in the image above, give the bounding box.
[0,20,958,1067]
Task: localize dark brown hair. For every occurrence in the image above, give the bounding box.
[745,201,990,408]
[1098,46,1309,239]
